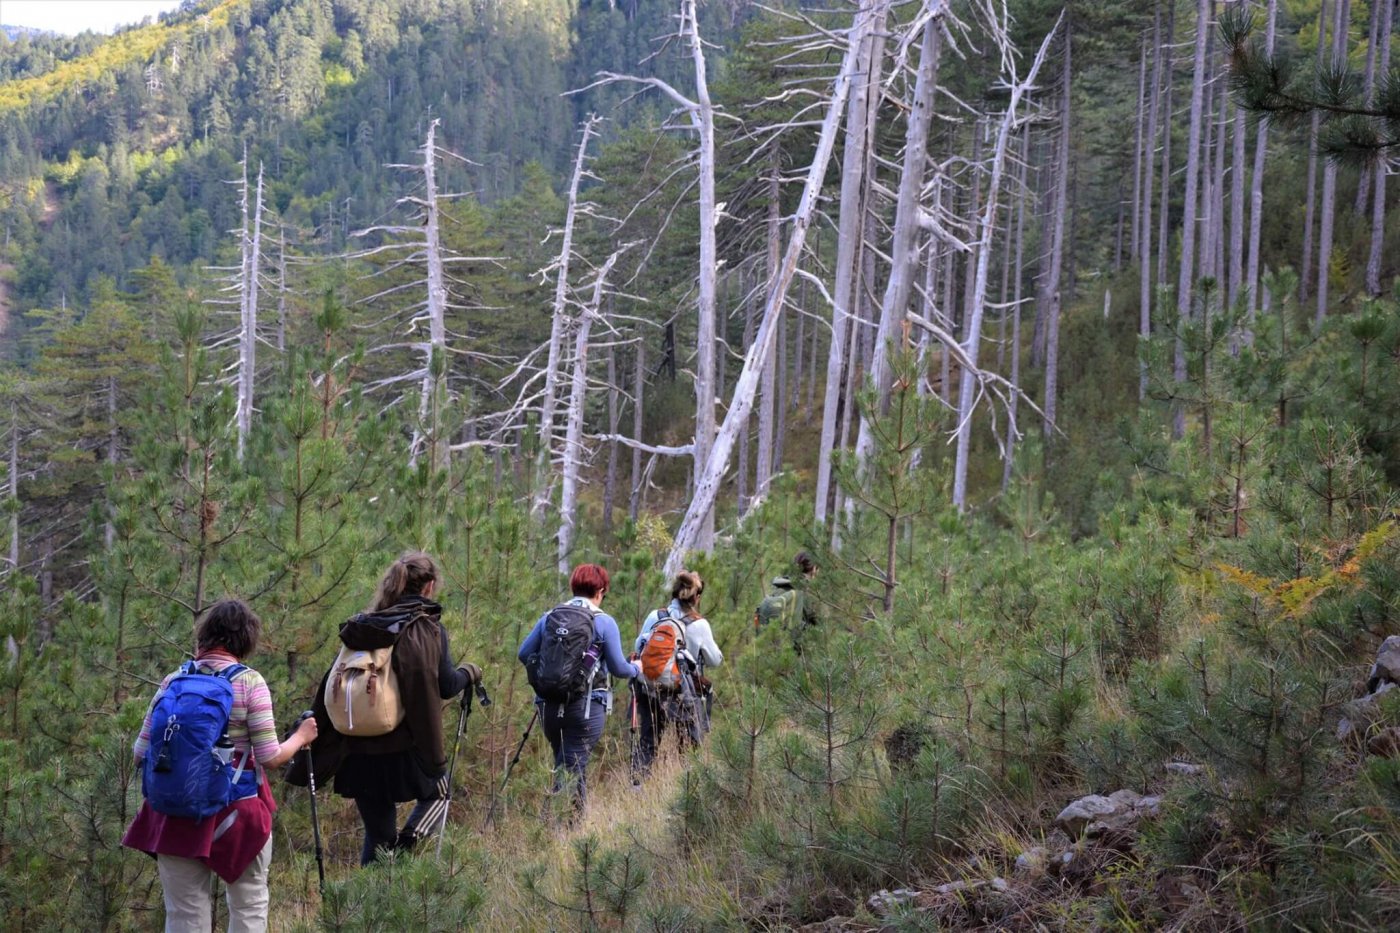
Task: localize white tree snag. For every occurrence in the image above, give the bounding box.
[1003,128,1030,492]
[814,2,886,527]
[1140,6,1162,396]
[558,250,625,574]
[629,341,644,522]
[236,161,265,461]
[1366,0,1393,296]
[755,152,782,501]
[952,19,1061,512]
[666,0,887,578]
[855,6,945,474]
[1229,86,1246,310]
[1130,35,1147,263]
[1301,0,1329,303]
[537,114,601,508]
[575,1,720,548]
[416,120,449,467]
[1174,0,1211,439]
[1042,24,1072,437]
[1315,0,1350,327]
[1245,0,1278,322]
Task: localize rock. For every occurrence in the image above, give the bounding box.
[1054,795,1119,837]
[1337,717,1357,744]
[1368,636,1400,692]
[866,888,918,916]
[1057,790,1162,840]
[796,919,858,933]
[1340,681,1399,745]
[989,877,1010,893]
[934,880,984,896]
[1014,846,1048,876]
[1164,761,1203,776]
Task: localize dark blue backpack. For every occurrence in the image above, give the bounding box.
[142,661,257,820]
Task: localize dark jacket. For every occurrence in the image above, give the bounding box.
[288,596,468,800]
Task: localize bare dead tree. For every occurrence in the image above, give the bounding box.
[348,119,487,468]
[952,16,1063,512]
[535,115,603,516]
[1174,0,1212,439]
[666,0,890,577]
[1366,0,1394,296]
[573,0,722,551]
[1244,0,1278,324]
[558,247,630,573]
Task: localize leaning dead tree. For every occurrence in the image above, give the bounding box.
[349,119,484,468]
[575,0,722,552]
[664,0,887,578]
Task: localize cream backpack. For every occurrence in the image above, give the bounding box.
[324,644,404,736]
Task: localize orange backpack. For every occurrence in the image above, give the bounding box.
[638,609,686,691]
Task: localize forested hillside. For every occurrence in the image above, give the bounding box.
[2,0,1400,929]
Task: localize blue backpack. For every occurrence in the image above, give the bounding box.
[142,661,258,820]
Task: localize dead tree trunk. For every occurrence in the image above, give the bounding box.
[1366,0,1393,296]
[1245,0,1279,322]
[1301,0,1329,304]
[856,7,944,471]
[559,251,625,573]
[1003,128,1030,492]
[667,0,887,577]
[536,115,601,512]
[814,3,886,528]
[953,20,1061,511]
[1174,0,1212,440]
[629,341,645,521]
[236,162,265,461]
[1042,24,1072,438]
[603,345,620,534]
[1316,0,1350,328]
[1140,6,1162,398]
[755,152,783,501]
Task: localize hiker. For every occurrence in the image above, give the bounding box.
[123,598,318,933]
[755,551,820,638]
[297,551,482,865]
[518,563,640,814]
[632,570,723,776]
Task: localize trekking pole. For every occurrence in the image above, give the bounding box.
[484,706,538,828]
[295,711,326,897]
[435,682,490,859]
[627,681,640,785]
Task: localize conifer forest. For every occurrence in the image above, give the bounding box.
[5,0,1400,928]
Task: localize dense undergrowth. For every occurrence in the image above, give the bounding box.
[1,274,1399,931]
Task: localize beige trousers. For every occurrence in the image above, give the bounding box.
[156,837,272,933]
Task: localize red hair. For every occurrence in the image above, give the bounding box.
[569,563,610,599]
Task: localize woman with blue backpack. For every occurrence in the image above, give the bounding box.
[122,598,318,933]
[518,563,640,817]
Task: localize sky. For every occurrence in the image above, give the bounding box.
[1,0,186,36]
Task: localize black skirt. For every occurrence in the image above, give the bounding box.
[332,749,441,802]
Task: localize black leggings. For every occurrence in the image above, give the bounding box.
[354,794,444,865]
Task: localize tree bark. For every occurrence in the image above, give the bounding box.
[1131,36,1148,262]
[629,340,645,521]
[1156,0,1176,292]
[537,115,600,510]
[1316,0,1350,328]
[1003,128,1029,492]
[1140,5,1162,398]
[953,21,1061,511]
[1366,0,1394,296]
[814,3,886,528]
[1245,0,1278,324]
[1173,0,1212,440]
[1042,24,1072,438]
[756,151,782,501]
[668,0,886,576]
[603,344,620,534]
[1301,0,1329,304]
[558,252,623,573]
[856,10,943,470]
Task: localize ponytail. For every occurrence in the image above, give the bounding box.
[369,551,439,611]
[671,570,704,614]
